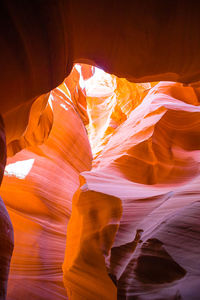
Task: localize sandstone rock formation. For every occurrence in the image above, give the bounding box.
[63,76,200,299]
[0,117,14,300]
[1,2,200,300]
[1,69,92,299]
[1,1,200,116]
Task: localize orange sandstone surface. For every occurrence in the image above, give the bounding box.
[1,3,200,299]
[1,64,200,300]
[64,70,200,299]
[1,67,92,299]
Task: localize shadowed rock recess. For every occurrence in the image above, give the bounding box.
[1,2,200,300]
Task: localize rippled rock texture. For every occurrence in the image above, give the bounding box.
[65,70,200,299]
[1,2,200,299]
[1,63,200,300]
[1,66,92,299]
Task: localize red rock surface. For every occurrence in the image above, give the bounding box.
[63,74,200,299]
[1,69,92,299]
[1,63,200,300]
[1,1,200,116]
[1,3,200,299]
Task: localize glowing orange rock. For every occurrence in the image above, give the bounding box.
[63,177,122,300]
[63,80,200,299]
[85,69,150,158]
[1,2,200,299]
[1,71,92,299]
[94,82,200,185]
[5,93,53,157]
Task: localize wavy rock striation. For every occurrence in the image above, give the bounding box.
[63,77,200,299]
[1,68,92,299]
[1,3,200,297]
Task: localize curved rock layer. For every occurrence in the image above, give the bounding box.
[1,64,200,299]
[63,75,200,299]
[0,117,14,300]
[1,67,92,299]
[1,3,200,297]
[0,55,200,300]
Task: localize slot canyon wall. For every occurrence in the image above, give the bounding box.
[0,1,200,300]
